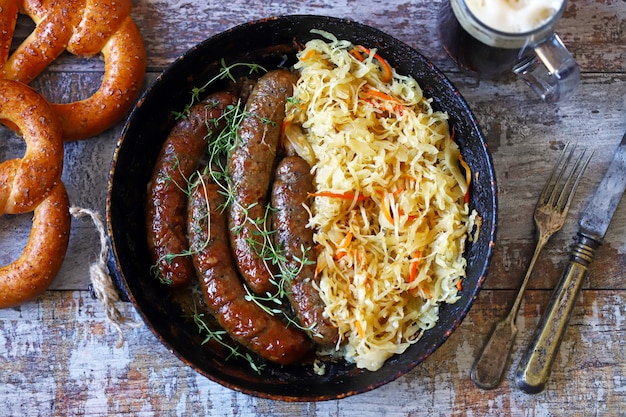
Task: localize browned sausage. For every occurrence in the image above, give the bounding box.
[146,91,236,287]
[271,156,340,348]
[187,173,314,365]
[228,69,299,295]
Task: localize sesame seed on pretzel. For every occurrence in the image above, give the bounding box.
[0,79,70,308]
[0,181,71,308]
[1,0,146,140]
[0,79,64,215]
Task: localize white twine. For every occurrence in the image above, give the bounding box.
[70,206,140,348]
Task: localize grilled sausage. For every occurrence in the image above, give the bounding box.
[228,69,299,295]
[271,156,340,348]
[187,173,313,365]
[146,91,236,287]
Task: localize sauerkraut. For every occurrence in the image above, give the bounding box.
[284,31,472,371]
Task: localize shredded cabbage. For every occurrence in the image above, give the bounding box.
[285,31,472,371]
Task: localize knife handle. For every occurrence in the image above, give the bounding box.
[515,233,600,394]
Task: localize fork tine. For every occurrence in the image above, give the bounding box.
[547,145,576,207]
[539,143,572,204]
[539,143,592,212]
[554,148,593,212]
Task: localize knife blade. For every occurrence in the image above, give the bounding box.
[515,132,626,394]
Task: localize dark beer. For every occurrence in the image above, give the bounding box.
[437,0,566,78]
[437,3,521,77]
[437,0,578,102]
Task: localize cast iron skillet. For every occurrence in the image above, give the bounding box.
[106,15,497,401]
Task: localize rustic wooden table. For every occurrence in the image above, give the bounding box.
[1,0,625,415]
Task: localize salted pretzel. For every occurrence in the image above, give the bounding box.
[0,78,70,308]
[0,0,146,141]
[0,79,64,215]
[0,181,71,308]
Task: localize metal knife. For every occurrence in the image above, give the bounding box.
[515,132,626,394]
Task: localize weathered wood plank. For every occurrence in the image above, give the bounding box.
[12,0,625,74]
[0,290,623,415]
[129,0,625,73]
[1,0,625,415]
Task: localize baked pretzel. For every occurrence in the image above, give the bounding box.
[0,79,64,215]
[0,0,146,140]
[0,182,71,308]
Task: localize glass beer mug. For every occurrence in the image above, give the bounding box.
[437,0,580,103]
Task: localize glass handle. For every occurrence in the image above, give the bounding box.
[513,33,580,103]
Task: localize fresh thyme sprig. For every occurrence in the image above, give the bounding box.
[150,244,199,285]
[175,60,266,120]
[152,60,321,367]
[149,154,205,285]
[150,81,250,285]
[235,201,320,336]
[191,301,265,374]
[149,264,171,285]
[204,102,317,320]
[204,99,247,195]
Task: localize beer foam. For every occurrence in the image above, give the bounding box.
[466,0,563,33]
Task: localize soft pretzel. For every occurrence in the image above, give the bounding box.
[0,79,64,215]
[0,0,146,140]
[0,181,71,308]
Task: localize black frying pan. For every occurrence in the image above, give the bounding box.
[106,15,497,401]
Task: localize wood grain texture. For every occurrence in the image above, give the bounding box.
[1,0,625,415]
[0,290,624,416]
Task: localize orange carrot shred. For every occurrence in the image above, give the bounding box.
[354,249,364,267]
[364,87,398,103]
[409,260,419,283]
[356,45,392,82]
[355,321,364,339]
[300,49,318,62]
[379,190,394,225]
[363,87,406,116]
[457,279,463,291]
[334,231,353,260]
[309,191,367,202]
[349,48,365,62]
[421,285,432,299]
[408,250,421,283]
[335,252,347,261]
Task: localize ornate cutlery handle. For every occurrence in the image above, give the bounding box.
[515,233,600,393]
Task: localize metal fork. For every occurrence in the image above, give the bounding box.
[470,143,592,390]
